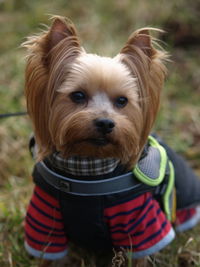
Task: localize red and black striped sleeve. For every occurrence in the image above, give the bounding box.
[24,185,68,260]
[104,192,175,258]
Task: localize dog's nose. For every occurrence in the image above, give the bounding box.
[94,118,115,134]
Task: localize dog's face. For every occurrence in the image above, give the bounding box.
[23,17,167,166]
[50,53,142,164]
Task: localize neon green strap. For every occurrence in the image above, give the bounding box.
[133,136,176,221]
[133,136,168,186]
[163,161,175,221]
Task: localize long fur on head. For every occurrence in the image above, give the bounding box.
[23,16,168,167]
[119,28,168,158]
[22,16,81,159]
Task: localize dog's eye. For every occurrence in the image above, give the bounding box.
[70,91,87,104]
[115,96,128,108]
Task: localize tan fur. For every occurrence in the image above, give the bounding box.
[22,16,81,160]
[23,17,168,265]
[22,16,167,167]
[120,29,168,166]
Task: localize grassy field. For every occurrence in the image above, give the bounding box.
[0,0,200,266]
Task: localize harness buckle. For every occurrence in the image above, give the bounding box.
[59,180,70,193]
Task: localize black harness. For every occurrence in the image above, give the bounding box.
[31,135,200,250]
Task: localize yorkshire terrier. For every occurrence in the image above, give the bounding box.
[23,16,200,267]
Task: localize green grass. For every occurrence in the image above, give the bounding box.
[0,0,200,266]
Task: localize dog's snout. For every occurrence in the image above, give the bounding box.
[94,118,115,134]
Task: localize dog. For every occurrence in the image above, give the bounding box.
[23,16,200,267]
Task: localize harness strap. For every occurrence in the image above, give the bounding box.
[133,135,168,186]
[35,161,154,196]
[33,135,176,221]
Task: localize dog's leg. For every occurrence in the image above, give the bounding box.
[132,258,149,267]
[39,259,52,267]
[38,259,67,267]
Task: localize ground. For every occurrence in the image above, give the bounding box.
[0,0,200,266]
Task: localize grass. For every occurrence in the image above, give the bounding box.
[0,0,200,266]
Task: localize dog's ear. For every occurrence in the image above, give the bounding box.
[120,29,156,58]
[47,16,80,53]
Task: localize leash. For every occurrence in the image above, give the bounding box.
[0,111,27,119]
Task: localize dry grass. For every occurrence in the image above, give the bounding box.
[0,0,200,266]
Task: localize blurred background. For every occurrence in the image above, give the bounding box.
[0,0,200,266]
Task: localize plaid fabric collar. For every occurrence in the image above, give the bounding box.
[48,153,120,177]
